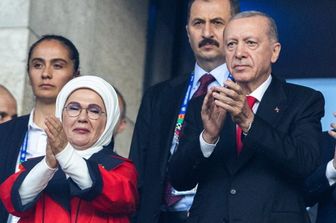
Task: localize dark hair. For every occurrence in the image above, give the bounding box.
[187,0,240,22]
[27,34,80,76]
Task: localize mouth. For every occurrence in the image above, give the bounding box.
[233,64,250,71]
[201,43,216,49]
[39,83,55,89]
[73,128,90,134]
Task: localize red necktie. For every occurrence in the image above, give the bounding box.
[236,96,257,154]
[192,73,215,98]
[164,181,183,206]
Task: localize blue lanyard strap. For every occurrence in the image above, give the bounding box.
[172,73,195,148]
[171,72,234,154]
[19,131,29,163]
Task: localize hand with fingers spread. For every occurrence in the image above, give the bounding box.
[44,116,68,160]
[201,87,227,143]
[212,80,255,133]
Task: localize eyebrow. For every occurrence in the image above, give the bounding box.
[190,17,204,22]
[211,17,225,21]
[30,58,69,64]
[191,17,225,21]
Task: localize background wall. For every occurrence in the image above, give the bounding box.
[0,0,148,157]
[0,0,30,116]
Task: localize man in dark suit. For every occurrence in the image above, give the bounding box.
[168,11,324,223]
[305,114,336,223]
[129,0,239,222]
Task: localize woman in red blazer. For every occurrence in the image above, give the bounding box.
[0,76,138,223]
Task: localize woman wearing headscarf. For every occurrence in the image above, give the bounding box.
[0,76,138,223]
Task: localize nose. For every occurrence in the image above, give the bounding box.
[234,42,246,59]
[202,22,214,39]
[77,108,89,122]
[41,64,52,79]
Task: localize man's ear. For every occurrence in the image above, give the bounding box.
[271,42,281,63]
[186,25,191,44]
[115,119,127,135]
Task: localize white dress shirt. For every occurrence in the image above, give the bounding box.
[9,110,47,223]
[326,159,336,185]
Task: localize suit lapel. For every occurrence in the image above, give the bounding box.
[159,74,191,177]
[3,115,30,181]
[216,115,238,175]
[254,77,288,126]
[228,77,288,174]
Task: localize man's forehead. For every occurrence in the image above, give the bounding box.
[0,97,11,107]
[189,0,231,20]
[228,16,268,28]
[225,16,269,36]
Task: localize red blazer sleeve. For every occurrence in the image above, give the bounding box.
[68,153,139,216]
[91,160,138,214]
[0,165,34,218]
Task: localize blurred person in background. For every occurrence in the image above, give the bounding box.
[0,85,17,124]
[305,112,336,223]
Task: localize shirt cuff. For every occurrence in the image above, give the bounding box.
[326,160,336,186]
[55,144,93,189]
[19,157,57,205]
[199,130,219,158]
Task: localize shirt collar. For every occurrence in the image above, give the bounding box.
[249,75,272,102]
[28,109,45,131]
[194,63,229,87]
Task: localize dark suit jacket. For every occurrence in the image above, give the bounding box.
[129,74,191,223]
[0,115,30,222]
[169,76,324,223]
[305,132,336,223]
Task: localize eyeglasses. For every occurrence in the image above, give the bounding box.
[63,102,106,120]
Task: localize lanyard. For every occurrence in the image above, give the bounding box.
[171,72,234,154]
[171,73,195,153]
[19,131,29,163]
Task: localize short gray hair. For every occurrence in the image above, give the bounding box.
[230,10,279,42]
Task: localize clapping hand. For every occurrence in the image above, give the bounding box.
[201,87,227,144]
[44,116,68,168]
[202,80,255,137]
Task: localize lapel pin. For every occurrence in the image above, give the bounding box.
[274,107,280,113]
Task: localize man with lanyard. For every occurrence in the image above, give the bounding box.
[129,1,240,222]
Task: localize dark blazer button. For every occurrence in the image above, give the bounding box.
[230,189,237,195]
